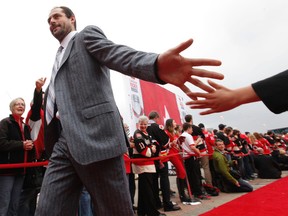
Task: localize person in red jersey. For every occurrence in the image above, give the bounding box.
[165,119,200,205]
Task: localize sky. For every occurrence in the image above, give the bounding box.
[1,0,288,133]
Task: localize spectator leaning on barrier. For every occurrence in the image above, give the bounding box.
[147,111,181,212]
[0,97,35,215]
[164,118,199,205]
[132,115,166,216]
[180,122,210,200]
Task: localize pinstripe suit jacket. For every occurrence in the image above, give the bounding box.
[44,25,163,165]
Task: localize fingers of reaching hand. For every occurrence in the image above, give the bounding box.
[186,92,209,100]
[207,79,224,90]
[200,109,217,115]
[189,103,211,109]
[180,74,218,101]
[186,93,215,109]
[187,77,215,93]
[179,85,198,100]
[186,95,222,115]
[187,101,217,115]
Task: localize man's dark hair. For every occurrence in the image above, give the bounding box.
[59,6,77,29]
[182,122,192,131]
[267,131,274,135]
[184,114,192,123]
[215,139,224,145]
[148,111,159,120]
[198,123,205,129]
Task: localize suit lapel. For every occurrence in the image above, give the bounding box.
[59,33,77,69]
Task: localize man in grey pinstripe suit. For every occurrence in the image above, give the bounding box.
[35,6,223,216]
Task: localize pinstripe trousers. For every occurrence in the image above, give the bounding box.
[35,133,133,216]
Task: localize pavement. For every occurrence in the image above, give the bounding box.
[133,170,288,216]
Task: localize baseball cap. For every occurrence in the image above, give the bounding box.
[218,124,226,130]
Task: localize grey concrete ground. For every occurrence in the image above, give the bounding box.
[133,171,288,216]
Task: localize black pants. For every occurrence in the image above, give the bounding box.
[153,161,172,208]
[18,187,40,216]
[184,157,203,196]
[138,173,160,216]
[209,159,217,187]
[128,172,136,205]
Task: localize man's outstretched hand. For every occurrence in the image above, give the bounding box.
[157,39,223,97]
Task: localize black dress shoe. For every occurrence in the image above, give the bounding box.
[163,205,181,212]
[156,202,163,210]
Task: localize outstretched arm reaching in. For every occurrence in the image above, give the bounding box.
[186,70,288,115]
[186,80,260,115]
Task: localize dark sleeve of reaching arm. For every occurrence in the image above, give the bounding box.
[251,69,288,114]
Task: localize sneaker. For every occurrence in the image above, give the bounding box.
[156,202,163,210]
[182,198,201,206]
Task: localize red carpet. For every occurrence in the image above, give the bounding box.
[200,176,288,216]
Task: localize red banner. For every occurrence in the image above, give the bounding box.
[140,80,182,125]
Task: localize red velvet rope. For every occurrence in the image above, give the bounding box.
[0,161,49,169]
[0,152,212,169]
[2,150,265,169]
[125,152,213,162]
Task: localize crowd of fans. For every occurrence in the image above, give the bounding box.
[1,92,287,216]
[123,112,288,216]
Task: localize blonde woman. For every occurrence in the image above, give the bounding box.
[132,116,165,216]
[0,98,34,215]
